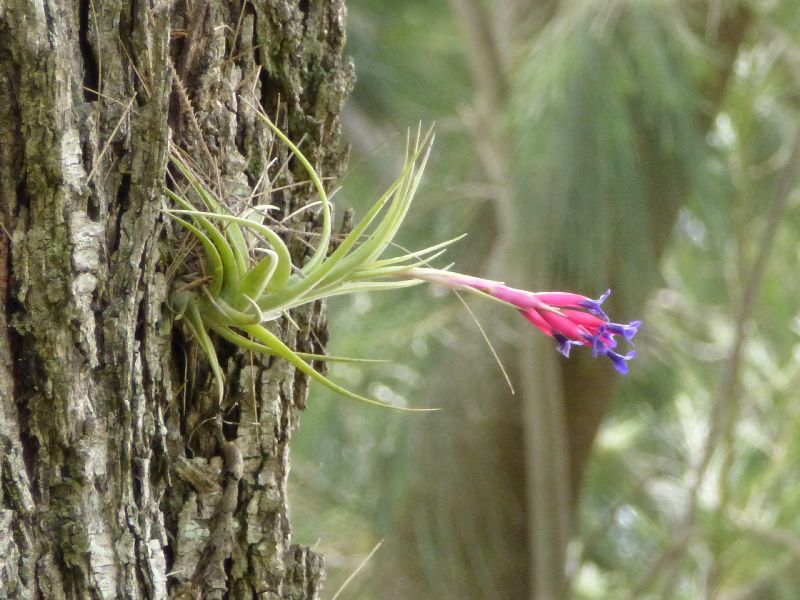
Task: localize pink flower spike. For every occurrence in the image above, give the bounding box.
[538,309,590,343]
[530,292,590,305]
[533,289,611,320]
[561,309,607,331]
[517,291,641,374]
[521,308,556,337]
[404,268,639,374]
[491,286,546,310]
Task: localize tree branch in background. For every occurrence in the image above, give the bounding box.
[448,0,515,276]
[449,3,574,597]
[632,125,800,598]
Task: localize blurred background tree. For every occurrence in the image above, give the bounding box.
[289,1,800,598]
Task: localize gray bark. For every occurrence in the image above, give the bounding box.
[0,1,353,598]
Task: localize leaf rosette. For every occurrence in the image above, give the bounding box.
[165,107,456,411]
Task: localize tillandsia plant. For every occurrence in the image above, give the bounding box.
[165,104,640,411]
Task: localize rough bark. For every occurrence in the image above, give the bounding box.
[0,1,353,598]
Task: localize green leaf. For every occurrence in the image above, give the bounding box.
[164,210,224,296]
[169,209,293,295]
[239,251,279,301]
[186,300,225,402]
[248,104,333,275]
[240,324,438,412]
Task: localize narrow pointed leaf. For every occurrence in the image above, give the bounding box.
[169,209,292,292]
[239,251,279,300]
[164,193,239,296]
[165,212,224,296]
[248,105,332,275]
[186,301,225,402]
[241,324,438,412]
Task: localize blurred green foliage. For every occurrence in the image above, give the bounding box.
[289,1,800,598]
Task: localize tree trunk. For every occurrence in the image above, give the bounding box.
[0,1,352,598]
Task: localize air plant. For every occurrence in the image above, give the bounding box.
[165,106,639,411]
[165,111,460,410]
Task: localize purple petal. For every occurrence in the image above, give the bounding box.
[606,350,636,374]
[605,320,642,341]
[578,289,611,321]
[591,333,614,358]
[596,325,618,350]
[554,334,580,357]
